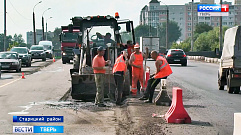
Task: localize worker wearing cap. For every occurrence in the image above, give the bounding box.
[113,51,128,105]
[139,51,172,103]
[92,46,111,107]
[129,43,146,95]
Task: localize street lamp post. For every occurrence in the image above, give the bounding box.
[159,1,169,50]
[33,1,42,45]
[42,8,51,40]
[219,0,223,51]
[4,0,6,51]
[46,17,53,40]
[191,0,194,51]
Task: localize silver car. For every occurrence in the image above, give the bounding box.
[30,45,46,61]
[0,52,22,72]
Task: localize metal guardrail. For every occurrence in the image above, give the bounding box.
[186,51,221,58]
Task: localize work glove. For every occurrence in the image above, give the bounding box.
[106,60,111,65]
[150,74,155,79]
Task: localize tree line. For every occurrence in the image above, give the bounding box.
[171,23,228,52]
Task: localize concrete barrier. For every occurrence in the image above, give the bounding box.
[188,56,220,64]
[233,113,241,135]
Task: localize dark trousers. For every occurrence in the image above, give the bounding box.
[114,74,124,104]
[143,76,167,102]
[127,65,132,86]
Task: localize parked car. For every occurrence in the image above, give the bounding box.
[166,49,187,66]
[30,45,46,61]
[10,47,31,67]
[0,52,22,72]
[39,41,53,59]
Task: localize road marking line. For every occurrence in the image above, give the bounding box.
[0,78,21,88]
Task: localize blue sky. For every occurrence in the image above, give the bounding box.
[0,0,233,42]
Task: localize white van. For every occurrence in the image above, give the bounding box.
[39,41,53,59]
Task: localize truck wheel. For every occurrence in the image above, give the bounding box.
[62,60,66,64]
[234,87,240,94]
[218,72,224,90]
[227,75,234,94]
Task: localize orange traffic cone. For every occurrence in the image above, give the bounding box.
[21,72,25,79]
[53,57,55,62]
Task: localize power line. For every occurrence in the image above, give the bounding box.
[8,0,31,20]
[7,13,29,30]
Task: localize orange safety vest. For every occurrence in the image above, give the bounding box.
[154,56,172,79]
[132,52,143,67]
[113,55,126,73]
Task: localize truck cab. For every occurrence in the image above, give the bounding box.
[59,26,80,64]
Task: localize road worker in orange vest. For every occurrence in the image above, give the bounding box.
[129,43,146,95]
[113,51,128,105]
[139,50,172,103]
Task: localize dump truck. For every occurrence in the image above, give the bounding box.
[218,26,241,94]
[59,26,80,64]
[68,14,136,100]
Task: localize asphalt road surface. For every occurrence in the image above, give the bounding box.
[0,59,240,135]
[156,60,241,135]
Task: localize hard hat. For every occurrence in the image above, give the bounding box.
[134,44,140,49]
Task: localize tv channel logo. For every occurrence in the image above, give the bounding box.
[198,4,229,12]
[13,126,33,133]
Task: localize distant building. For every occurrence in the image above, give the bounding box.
[200,0,214,4]
[140,0,241,42]
[235,0,241,5]
[26,29,54,45]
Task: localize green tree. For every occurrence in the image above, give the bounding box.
[193,26,229,51]
[158,21,181,48]
[134,25,156,43]
[12,34,24,44]
[194,32,210,51]
[194,23,213,34]
[49,27,61,50]
[7,41,19,51]
[0,34,13,51]
[171,39,191,52]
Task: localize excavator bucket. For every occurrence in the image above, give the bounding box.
[70,69,130,101]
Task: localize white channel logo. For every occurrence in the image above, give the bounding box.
[13,126,34,133]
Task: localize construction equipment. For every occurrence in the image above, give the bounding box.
[59,26,80,64]
[67,14,136,100]
[218,26,241,94]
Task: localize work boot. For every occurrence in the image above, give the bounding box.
[144,100,152,103]
[139,96,148,100]
[116,102,125,106]
[97,104,107,107]
[107,93,115,101]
